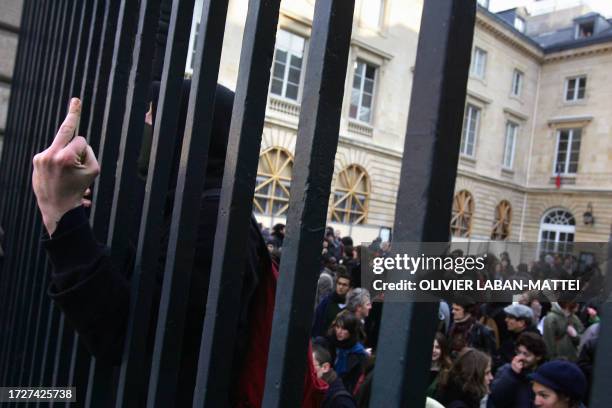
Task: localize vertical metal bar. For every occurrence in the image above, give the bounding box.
[104,0,160,256]
[0,2,34,384]
[45,0,94,394]
[0,0,42,311]
[90,0,148,242]
[588,227,612,407]
[146,0,229,406]
[12,0,83,391]
[85,0,121,155]
[13,0,71,377]
[0,0,37,225]
[113,0,192,405]
[17,0,73,388]
[261,0,355,405]
[0,0,33,221]
[369,1,476,406]
[63,0,108,399]
[85,0,161,406]
[192,0,281,405]
[0,0,54,385]
[0,0,34,345]
[32,0,81,394]
[25,0,74,388]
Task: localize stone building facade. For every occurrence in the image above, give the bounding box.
[195,0,612,246]
[2,0,610,248]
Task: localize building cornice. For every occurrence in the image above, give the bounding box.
[543,42,612,63]
[476,11,544,62]
[458,169,612,195]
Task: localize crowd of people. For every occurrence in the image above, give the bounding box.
[262,223,602,408]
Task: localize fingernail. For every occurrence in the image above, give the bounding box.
[70,98,81,111]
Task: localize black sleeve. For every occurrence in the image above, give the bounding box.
[43,206,130,364]
[488,366,520,408]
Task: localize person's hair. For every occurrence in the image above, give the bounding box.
[346,288,370,313]
[434,332,453,371]
[341,236,354,247]
[313,345,333,366]
[272,223,285,234]
[439,348,490,400]
[343,245,354,258]
[516,332,546,359]
[328,310,365,342]
[336,267,352,284]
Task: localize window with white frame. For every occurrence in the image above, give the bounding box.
[564,76,586,102]
[460,104,480,157]
[539,209,575,255]
[361,0,385,29]
[349,61,377,124]
[554,128,581,175]
[470,48,487,79]
[502,121,518,169]
[270,30,306,101]
[576,21,595,39]
[511,69,523,97]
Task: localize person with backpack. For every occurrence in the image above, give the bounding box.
[448,300,498,361]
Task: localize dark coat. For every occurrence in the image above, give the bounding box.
[43,83,271,407]
[323,377,357,408]
[487,363,535,408]
[312,292,345,338]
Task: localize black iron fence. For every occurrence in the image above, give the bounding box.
[1,0,611,407]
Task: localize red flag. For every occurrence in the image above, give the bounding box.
[555,164,562,189]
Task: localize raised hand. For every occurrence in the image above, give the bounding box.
[32,98,100,235]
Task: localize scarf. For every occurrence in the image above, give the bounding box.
[334,342,367,376]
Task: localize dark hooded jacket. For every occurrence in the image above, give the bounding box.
[43,81,270,407]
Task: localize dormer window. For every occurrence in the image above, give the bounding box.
[514,16,525,33]
[576,21,594,38]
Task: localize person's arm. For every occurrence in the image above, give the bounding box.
[33,99,129,364]
[43,206,130,364]
[488,365,520,408]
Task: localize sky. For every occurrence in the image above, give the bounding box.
[489,0,612,17]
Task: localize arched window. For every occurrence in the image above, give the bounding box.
[254,147,293,216]
[450,190,474,238]
[539,208,575,255]
[491,200,512,240]
[331,165,370,224]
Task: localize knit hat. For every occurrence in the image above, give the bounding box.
[528,360,587,401]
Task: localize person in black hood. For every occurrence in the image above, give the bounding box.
[32,74,273,408]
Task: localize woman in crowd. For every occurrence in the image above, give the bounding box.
[317,310,369,394]
[427,332,453,397]
[528,360,587,408]
[435,348,493,408]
